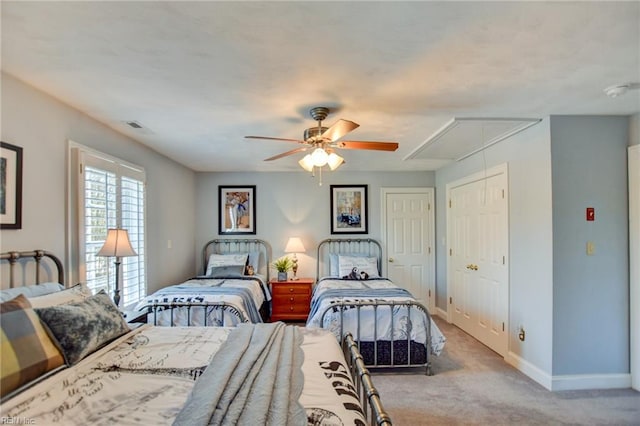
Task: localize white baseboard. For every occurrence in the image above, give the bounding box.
[550,373,632,391]
[435,307,449,321]
[506,351,552,390]
[506,351,632,391]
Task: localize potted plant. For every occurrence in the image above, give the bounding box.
[272,257,293,281]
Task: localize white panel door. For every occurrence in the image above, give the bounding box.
[383,189,434,311]
[475,173,509,355]
[449,180,479,335]
[448,165,509,356]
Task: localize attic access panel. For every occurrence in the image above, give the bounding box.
[405,117,541,162]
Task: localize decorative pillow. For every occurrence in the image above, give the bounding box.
[35,291,130,365]
[338,255,379,279]
[329,253,339,277]
[1,294,65,398]
[246,251,260,272]
[206,253,249,276]
[208,265,246,278]
[0,282,64,303]
[28,283,93,308]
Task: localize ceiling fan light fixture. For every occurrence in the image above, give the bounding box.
[327,152,344,170]
[311,147,329,167]
[298,154,314,172]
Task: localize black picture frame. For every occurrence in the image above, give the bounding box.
[218,185,256,235]
[1,142,23,230]
[330,184,368,234]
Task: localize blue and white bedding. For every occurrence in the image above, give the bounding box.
[307,277,446,356]
[1,325,367,425]
[134,276,270,325]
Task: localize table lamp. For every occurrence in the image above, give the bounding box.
[97,228,137,306]
[284,237,306,281]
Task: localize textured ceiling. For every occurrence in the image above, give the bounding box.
[2,1,639,172]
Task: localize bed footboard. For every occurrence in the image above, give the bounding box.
[343,333,392,426]
[321,300,432,375]
[137,301,249,326]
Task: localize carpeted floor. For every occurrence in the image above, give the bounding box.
[372,317,640,425]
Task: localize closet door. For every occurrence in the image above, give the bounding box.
[448,165,509,356]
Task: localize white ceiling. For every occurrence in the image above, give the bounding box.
[2,1,639,172]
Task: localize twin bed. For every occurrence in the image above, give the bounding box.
[308,238,446,374]
[135,239,272,326]
[0,249,391,425]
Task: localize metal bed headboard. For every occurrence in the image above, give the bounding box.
[202,238,272,281]
[316,238,383,281]
[0,250,64,288]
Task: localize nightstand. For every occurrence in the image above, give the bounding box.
[120,309,147,324]
[270,277,313,322]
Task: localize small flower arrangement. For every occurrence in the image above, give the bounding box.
[272,257,293,273]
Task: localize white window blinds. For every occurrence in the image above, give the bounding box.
[78,149,146,307]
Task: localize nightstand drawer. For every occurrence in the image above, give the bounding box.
[272,301,310,316]
[272,283,310,295]
[272,294,310,307]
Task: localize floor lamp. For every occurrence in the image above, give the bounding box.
[97,228,137,306]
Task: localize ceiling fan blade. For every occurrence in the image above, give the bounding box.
[321,119,360,142]
[335,140,399,151]
[264,147,309,161]
[245,136,305,143]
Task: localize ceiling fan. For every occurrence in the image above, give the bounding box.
[244,107,399,170]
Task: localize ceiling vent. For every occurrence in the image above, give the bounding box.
[405,117,541,163]
[125,120,144,129]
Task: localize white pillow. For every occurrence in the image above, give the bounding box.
[0,282,64,302]
[329,253,375,277]
[28,283,93,308]
[338,255,379,278]
[206,253,249,276]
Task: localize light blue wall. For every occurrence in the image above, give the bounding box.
[631,113,640,146]
[435,118,555,374]
[0,73,198,294]
[434,115,631,383]
[550,116,629,375]
[194,171,434,278]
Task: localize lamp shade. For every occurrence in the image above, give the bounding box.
[284,237,306,254]
[97,229,137,257]
[311,147,329,166]
[327,152,344,170]
[298,154,314,172]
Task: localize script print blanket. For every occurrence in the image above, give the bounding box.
[134,279,265,325]
[307,277,446,356]
[1,327,232,425]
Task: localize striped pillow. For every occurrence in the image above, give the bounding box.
[1,294,65,398]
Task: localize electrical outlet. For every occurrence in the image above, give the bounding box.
[586,241,595,255]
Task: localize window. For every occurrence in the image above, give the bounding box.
[75,147,146,307]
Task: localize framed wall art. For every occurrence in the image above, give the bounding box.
[1,142,23,230]
[330,184,368,234]
[218,185,256,235]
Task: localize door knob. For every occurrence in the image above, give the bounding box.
[388,258,394,263]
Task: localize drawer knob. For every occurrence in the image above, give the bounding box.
[289,288,294,292]
[290,297,294,301]
[290,306,294,311]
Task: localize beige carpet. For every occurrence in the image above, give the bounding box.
[372,317,640,426]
